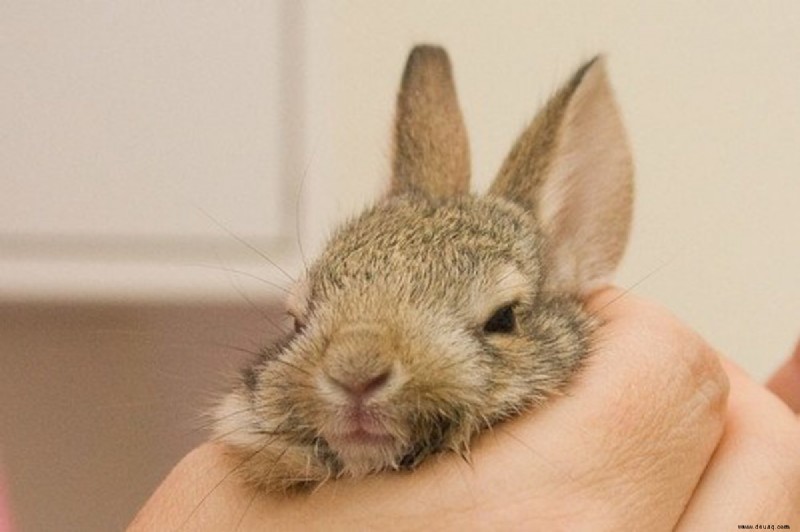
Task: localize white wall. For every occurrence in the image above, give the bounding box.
[0,2,305,300]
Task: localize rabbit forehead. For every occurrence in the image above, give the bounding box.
[308,194,543,301]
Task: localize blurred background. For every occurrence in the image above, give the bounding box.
[1,2,798,530]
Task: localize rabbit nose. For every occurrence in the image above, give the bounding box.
[326,369,392,401]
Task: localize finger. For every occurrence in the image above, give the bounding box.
[677,358,800,529]
[767,339,800,414]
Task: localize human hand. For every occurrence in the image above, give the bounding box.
[130,289,799,530]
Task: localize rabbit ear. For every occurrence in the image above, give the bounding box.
[390,45,470,199]
[489,57,633,295]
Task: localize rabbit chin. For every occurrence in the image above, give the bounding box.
[325,432,408,476]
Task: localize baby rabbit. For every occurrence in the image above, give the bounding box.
[214,45,633,492]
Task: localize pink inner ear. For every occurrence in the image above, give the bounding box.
[537,61,633,295]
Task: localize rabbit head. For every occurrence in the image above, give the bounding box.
[215,45,633,491]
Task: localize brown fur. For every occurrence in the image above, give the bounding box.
[213,45,634,492]
[391,45,471,198]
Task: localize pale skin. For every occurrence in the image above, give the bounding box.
[130,288,800,530]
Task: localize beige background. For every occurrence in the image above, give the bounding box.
[303,1,800,382]
[1,2,798,530]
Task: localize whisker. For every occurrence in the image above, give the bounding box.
[208,423,293,444]
[199,404,257,426]
[493,425,576,482]
[210,342,263,357]
[234,487,259,532]
[294,135,321,274]
[588,255,678,318]
[191,399,293,437]
[268,445,291,475]
[211,250,292,335]
[86,329,249,353]
[270,357,314,378]
[495,425,535,452]
[194,206,296,283]
[187,263,293,296]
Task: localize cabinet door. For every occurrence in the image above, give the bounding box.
[1,2,305,300]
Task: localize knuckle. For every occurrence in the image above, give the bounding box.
[652,313,730,424]
[686,339,729,416]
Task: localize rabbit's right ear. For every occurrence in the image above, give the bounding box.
[390,45,470,199]
[490,57,633,295]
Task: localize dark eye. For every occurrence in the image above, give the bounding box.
[483,304,516,334]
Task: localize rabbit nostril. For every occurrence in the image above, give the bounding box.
[363,370,391,394]
[328,369,392,399]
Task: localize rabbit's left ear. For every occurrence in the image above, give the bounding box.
[390,45,470,199]
[490,57,633,295]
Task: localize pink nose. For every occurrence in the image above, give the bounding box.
[327,369,392,400]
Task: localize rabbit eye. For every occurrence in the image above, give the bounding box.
[288,311,306,334]
[483,304,516,334]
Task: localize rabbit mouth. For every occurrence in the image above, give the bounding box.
[322,433,406,475]
[321,410,404,471]
[322,412,456,475]
[316,403,442,475]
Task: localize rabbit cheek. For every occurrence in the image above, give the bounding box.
[212,368,335,491]
[478,338,540,414]
[395,342,494,460]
